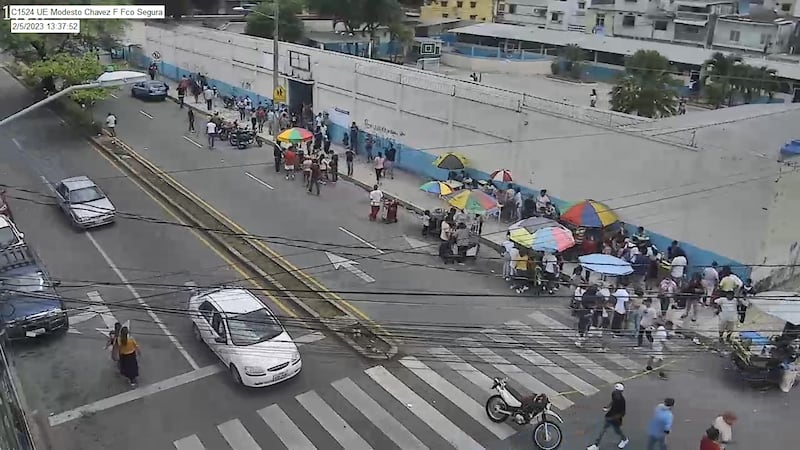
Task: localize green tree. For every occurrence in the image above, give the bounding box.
[386,21,413,63]
[26,53,115,105]
[0,0,127,62]
[244,0,305,42]
[610,50,678,118]
[702,52,742,107]
[307,0,403,35]
[559,44,584,80]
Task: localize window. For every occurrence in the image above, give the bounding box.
[470,1,477,7]
[199,301,215,323]
[69,187,105,204]
[654,20,668,31]
[441,1,448,6]
[578,2,586,8]
[622,15,635,27]
[729,30,740,42]
[211,312,226,337]
[227,309,284,346]
[442,13,449,17]
[551,12,560,21]
[508,4,517,13]
[781,3,791,11]
[596,14,605,26]
[456,1,463,7]
[470,14,477,19]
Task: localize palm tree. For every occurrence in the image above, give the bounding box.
[703,52,742,107]
[753,66,779,102]
[559,44,584,79]
[609,50,678,118]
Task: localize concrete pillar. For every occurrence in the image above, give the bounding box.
[447,88,456,147]
[352,64,359,121]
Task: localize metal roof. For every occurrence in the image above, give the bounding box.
[448,22,800,80]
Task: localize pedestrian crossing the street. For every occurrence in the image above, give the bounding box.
[173,310,690,449]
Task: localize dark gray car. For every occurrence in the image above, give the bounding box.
[131,80,169,101]
[54,176,116,229]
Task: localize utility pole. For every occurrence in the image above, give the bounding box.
[272,0,280,104]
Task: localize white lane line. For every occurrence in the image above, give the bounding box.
[84,231,200,370]
[139,110,154,119]
[485,327,598,396]
[338,227,384,254]
[183,135,203,148]
[527,312,640,371]
[332,377,429,450]
[11,138,23,150]
[294,331,325,345]
[174,435,206,450]
[365,365,484,450]
[49,365,222,426]
[244,171,275,190]
[218,419,262,450]
[110,93,119,99]
[296,390,373,450]
[517,317,621,384]
[258,405,317,450]
[400,356,516,439]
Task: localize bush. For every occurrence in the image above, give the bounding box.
[569,62,582,80]
[550,60,561,75]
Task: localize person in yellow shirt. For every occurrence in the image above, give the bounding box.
[116,327,140,387]
[513,250,530,294]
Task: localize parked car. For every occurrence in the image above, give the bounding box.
[54,176,116,229]
[131,80,169,101]
[0,215,24,249]
[0,245,67,340]
[188,288,302,387]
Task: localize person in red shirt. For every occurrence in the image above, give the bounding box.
[283,146,297,180]
[700,427,721,450]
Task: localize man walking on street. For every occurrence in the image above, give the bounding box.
[273,143,282,173]
[307,158,321,195]
[587,383,629,449]
[646,398,675,450]
[646,321,672,379]
[349,122,359,155]
[187,108,195,132]
[345,148,355,176]
[203,85,214,111]
[206,119,217,148]
[369,185,383,221]
[385,144,397,179]
[715,291,738,343]
[177,76,188,108]
[105,112,117,138]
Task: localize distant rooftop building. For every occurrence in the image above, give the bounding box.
[420,0,497,22]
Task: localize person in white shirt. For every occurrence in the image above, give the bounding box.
[670,254,687,281]
[712,412,736,448]
[205,120,217,148]
[507,246,521,284]
[501,239,515,280]
[105,113,117,137]
[535,189,551,214]
[513,189,523,221]
[714,291,739,342]
[440,219,452,242]
[646,323,671,379]
[701,261,719,305]
[611,284,629,335]
[541,252,558,294]
[368,185,383,222]
[636,298,658,348]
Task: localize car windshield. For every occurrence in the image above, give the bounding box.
[0,226,17,247]
[68,187,104,204]
[227,308,283,346]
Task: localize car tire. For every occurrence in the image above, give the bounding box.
[192,323,202,341]
[230,364,244,386]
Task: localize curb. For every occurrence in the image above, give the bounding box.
[89,135,396,361]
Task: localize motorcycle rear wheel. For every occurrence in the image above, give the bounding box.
[532,420,562,450]
[485,395,509,423]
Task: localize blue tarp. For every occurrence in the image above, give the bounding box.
[780,140,800,157]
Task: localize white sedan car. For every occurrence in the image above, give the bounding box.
[188,288,301,387]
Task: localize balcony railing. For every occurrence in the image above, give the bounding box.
[675,11,710,21]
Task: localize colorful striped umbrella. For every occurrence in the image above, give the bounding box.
[489,169,513,183]
[447,189,499,215]
[276,127,313,143]
[509,226,575,252]
[433,152,468,170]
[419,181,453,196]
[560,199,619,228]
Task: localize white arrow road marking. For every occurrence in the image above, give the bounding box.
[86,291,130,336]
[338,227,384,254]
[244,171,275,190]
[139,110,154,119]
[67,311,98,334]
[325,251,375,283]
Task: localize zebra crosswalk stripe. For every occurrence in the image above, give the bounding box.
[399,356,516,439]
[465,345,573,410]
[485,328,599,396]
[427,347,494,395]
[296,391,373,450]
[218,419,261,450]
[173,434,205,450]
[331,377,429,450]
[257,404,316,450]
[365,365,484,450]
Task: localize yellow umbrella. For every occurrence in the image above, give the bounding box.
[433,152,469,170]
[509,228,534,248]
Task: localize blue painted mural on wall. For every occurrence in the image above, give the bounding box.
[137,52,749,278]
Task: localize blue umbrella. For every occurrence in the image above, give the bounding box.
[578,254,633,276]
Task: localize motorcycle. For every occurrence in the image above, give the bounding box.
[221,95,237,110]
[485,377,564,450]
[229,128,262,149]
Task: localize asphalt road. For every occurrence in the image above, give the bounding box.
[0,69,358,449]
[95,94,550,345]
